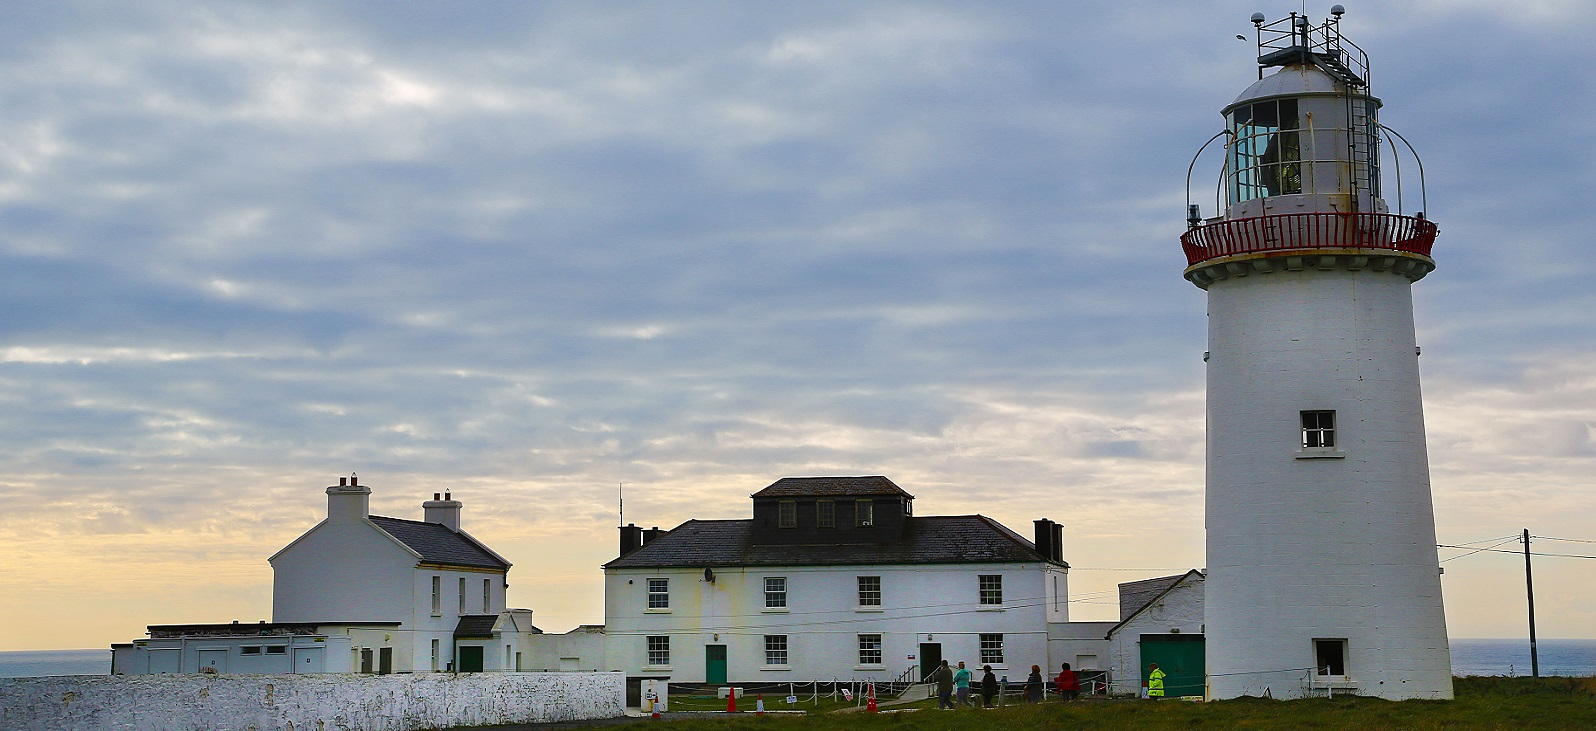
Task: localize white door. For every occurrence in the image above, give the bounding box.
[197,649,227,674]
[293,647,324,673]
[147,649,180,674]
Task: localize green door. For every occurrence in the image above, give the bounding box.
[1140,634,1205,698]
[458,645,484,673]
[706,645,727,684]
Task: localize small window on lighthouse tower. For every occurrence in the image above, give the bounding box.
[1300,410,1337,449]
[1315,638,1348,676]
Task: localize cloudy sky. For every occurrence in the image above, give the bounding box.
[2,1,1592,653]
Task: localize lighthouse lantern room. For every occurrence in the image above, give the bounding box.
[1183,7,1452,700]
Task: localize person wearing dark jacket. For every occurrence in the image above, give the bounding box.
[931,660,955,709]
[979,665,999,707]
[1025,665,1044,703]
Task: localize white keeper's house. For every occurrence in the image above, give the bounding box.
[112,477,542,675]
[566,476,1112,684]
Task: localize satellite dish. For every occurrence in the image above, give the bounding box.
[1251,12,1266,24]
[1331,5,1346,16]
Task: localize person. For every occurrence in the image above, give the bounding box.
[979,664,998,708]
[1055,662,1080,701]
[1147,662,1166,698]
[953,661,972,707]
[1025,664,1044,703]
[931,659,955,709]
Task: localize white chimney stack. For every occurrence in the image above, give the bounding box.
[423,490,463,531]
[325,474,370,522]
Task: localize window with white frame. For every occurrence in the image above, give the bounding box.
[817,500,835,528]
[765,635,788,666]
[855,499,874,527]
[431,639,440,671]
[483,578,491,612]
[431,576,441,614]
[857,576,881,607]
[765,577,787,608]
[858,634,883,666]
[1301,410,1336,448]
[979,575,1003,605]
[646,636,670,666]
[979,634,1005,665]
[265,646,286,655]
[647,578,669,609]
[778,500,797,528]
[240,646,262,655]
[458,577,467,613]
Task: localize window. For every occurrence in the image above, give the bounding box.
[431,576,442,614]
[979,575,1003,605]
[264,646,287,655]
[857,576,881,607]
[1301,410,1336,448]
[646,636,670,666]
[1316,639,1348,676]
[240,646,262,655]
[459,577,467,613]
[647,578,669,609]
[777,500,797,528]
[1228,98,1302,203]
[855,499,873,527]
[858,634,883,666]
[817,500,835,528]
[431,639,440,671]
[483,578,492,613]
[980,634,1005,665]
[765,635,788,666]
[765,577,787,608]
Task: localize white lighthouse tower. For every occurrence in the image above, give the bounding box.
[1182,8,1452,700]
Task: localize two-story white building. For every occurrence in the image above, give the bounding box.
[113,476,541,675]
[593,476,1102,684]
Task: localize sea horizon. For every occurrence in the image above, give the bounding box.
[3,638,1592,680]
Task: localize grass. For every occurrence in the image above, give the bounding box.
[641,677,1596,731]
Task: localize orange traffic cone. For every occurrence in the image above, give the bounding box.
[651,700,661,720]
[867,683,877,713]
[726,688,738,713]
[756,695,765,716]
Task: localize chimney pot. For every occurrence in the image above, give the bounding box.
[444,491,451,500]
[340,477,348,486]
[434,493,441,500]
[351,474,358,486]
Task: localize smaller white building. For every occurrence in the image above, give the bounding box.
[114,476,542,675]
[1105,570,1205,697]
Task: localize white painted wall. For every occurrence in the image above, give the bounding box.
[1205,265,1451,699]
[525,627,609,671]
[603,562,1058,683]
[1106,575,1204,696]
[0,672,625,731]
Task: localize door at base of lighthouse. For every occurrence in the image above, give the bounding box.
[1140,634,1205,698]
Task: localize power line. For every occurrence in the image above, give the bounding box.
[1440,537,1520,563]
[1437,544,1596,561]
[1531,535,1596,545]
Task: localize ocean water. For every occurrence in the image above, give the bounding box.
[0,649,110,678]
[1,640,1591,679]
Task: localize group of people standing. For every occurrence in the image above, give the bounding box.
[928,660,1082,709]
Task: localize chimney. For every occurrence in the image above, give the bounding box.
[619,523,643,558]
[1034,518,1055,562]
[1052,522,1064,562]
[642,526,666,546]
[326,475,371,522]
[423,491,464,532]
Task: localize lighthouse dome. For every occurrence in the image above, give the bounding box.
[1223,63,1375,116]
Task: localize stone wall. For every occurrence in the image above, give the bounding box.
[0,671,625,731]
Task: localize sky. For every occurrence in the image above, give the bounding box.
[1,1,1592,653]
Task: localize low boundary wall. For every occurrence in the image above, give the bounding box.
[0,671,625,731]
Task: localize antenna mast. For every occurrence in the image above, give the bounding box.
[619,482,624,527]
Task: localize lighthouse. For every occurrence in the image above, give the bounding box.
[1182,8,1452,700]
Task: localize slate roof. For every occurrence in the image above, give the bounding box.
[1117,573,1189,621]
[454,615,500,638]
[369,515,509,570]
[750,476,914,499]
[604,515,1062,569]
[1105,569,1205,639]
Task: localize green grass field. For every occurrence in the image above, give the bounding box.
[647,677,1596,731]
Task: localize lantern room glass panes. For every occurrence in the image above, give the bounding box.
[1229,98,1302,203]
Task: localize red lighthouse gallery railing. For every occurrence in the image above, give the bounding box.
[1180,212,1437,267]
